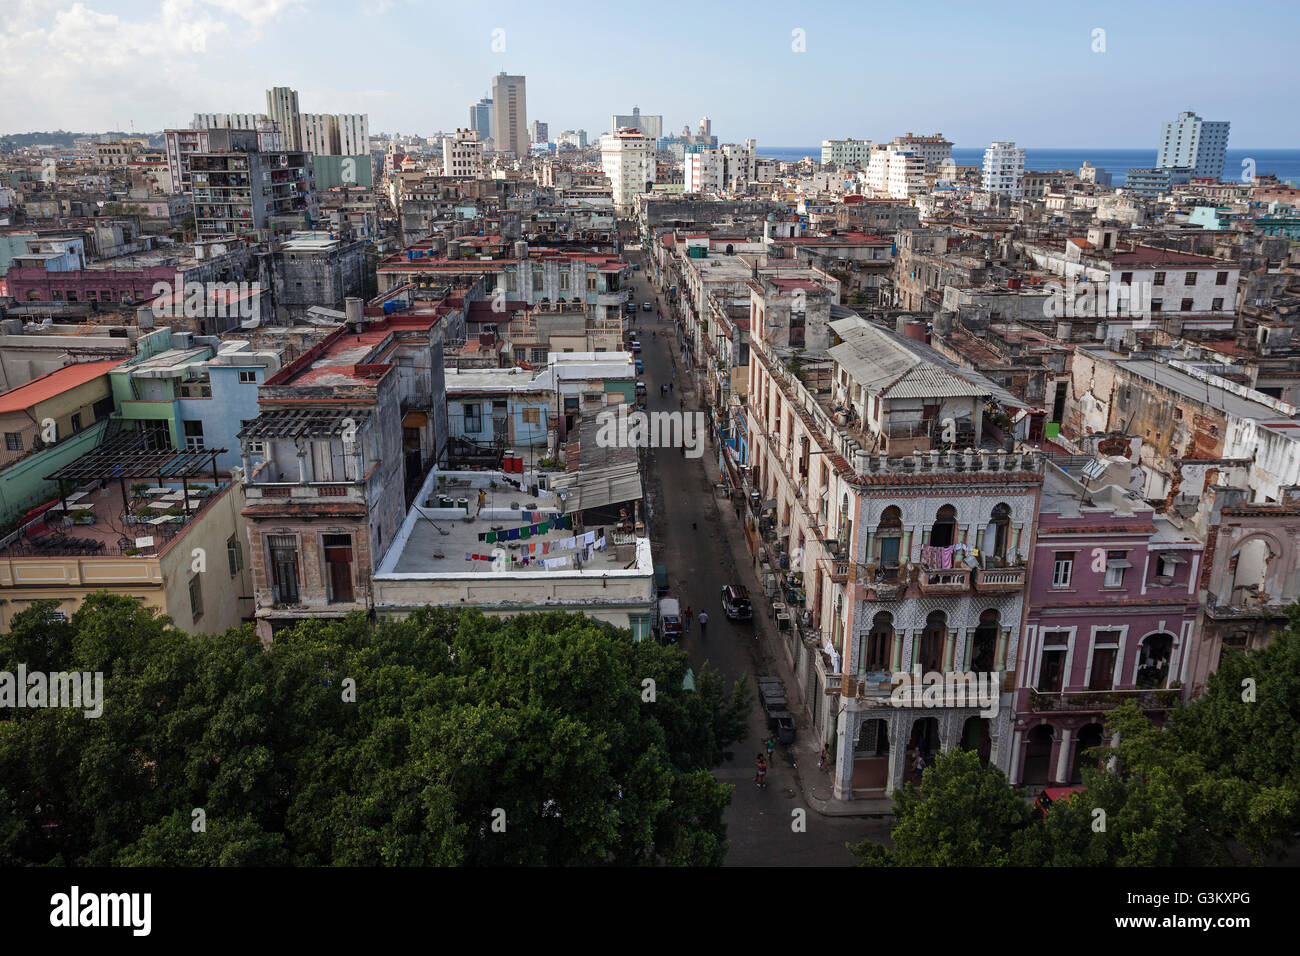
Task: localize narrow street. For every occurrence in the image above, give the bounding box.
[625,259,889,865]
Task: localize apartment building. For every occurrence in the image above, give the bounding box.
[1016,460,1202,786]
[821,139,874,166]
[442,128,485,179]
[188,130,317,240]
[741,310,1042,800]
[601,128,655,215]
[888,133,953,172]
[1158,110,1230,180]
[982,142,1026,200]
[611,107,663,142]
[266,86,302,151]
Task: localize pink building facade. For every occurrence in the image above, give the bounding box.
[1011,461,1202,787]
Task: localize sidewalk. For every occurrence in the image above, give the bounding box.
[681,381,892,819]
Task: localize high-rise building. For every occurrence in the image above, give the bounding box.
[982,141,1026,199]
[300,113,337,156]
[600,128,654,215]
[491,73,528,155]
[698,117,712,138]
[557,130,588,149]
[469,97,494,140]
[337,114,369,156]
[889,132,953,172]
[1157,110,1230,180]
[610,107,663,142]
[266,86,302,151]
[529,121,549,144]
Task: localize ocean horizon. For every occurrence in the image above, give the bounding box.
[758,147,1300,186]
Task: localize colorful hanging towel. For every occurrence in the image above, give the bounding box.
[486,531,498,544]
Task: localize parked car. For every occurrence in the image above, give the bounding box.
[630,340,642,353]
[642,301,652,311]
[635,359,644,373]
[632,263,640,271]
[659,597,683,643]
[635,381,648,401]
[721,584,752,621]
[757,676,796,743]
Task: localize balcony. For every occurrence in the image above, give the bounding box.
[1027,687,1180,713]
[819,554,851,584]
[244,481,366,504]
[974,565,1026,593]
[918,565,970,596]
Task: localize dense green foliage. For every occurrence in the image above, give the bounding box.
[855,621,1300,866]
[0,594,750,866]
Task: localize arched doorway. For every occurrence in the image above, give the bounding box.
[970,609,999,672]
[929,504,957,547]
[1230,537,1275,604]
[918,611,947,672]
[1071,723,1106,783]
[1136,633,1174,688]
[960,716,992,766]
[985,503,1012,565]
[874,506,903,579]
[862,611,893,674]
[1021,724,1054,786]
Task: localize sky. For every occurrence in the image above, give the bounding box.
[2,0,1297,147]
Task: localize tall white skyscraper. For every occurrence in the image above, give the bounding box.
[982,141,1026,199]
[266,86,302,151]
[610,106,663,142]
[337,114,369,155]
[1157,111,1230,180]
[491,73,528,155]
[601,128,654,215]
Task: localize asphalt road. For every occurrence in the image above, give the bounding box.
[625,262,889,866]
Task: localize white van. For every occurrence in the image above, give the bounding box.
[658,597,683,643]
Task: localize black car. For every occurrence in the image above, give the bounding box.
[721,584,752,621]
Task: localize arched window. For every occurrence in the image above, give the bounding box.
[929,504,957,547]
[874,506,902,579]
[985,503,1012,563]
[919,610,947,671]
[865,611,893,672]
[971,609,1000,672]
[1136,633,1174,689]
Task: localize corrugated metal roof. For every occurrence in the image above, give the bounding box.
[548,465,643,513]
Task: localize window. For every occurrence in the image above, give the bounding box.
[1215,271,1229,286]
[918,611,947,671]
[1212,298,1224,311]
[559,271,570,292]
[268,534,300,604]
[188,574,204,622]
[1151,299,1162,312]
[238,370,258,384]
[5,433,22,451]
[1038,632,1069,692]
[1120,271,1133,284]
[1184,272,1197,286]
[522,407,540,424]
[505,271,517,292]
[227,534,243,576]
[1180,298,1194,312]
[463,403,482,433]
[532,266,543,293]
[70,413,82,433]
[324,533,354,604]
[1051,552,1073,588]
[92,396,113,420]
[183,419,204,450]
[1153,271,1165,286]
[1103,550,1129,588]
[928,504,956,548]
[586,273,597,292]
[1088,631,1121,690]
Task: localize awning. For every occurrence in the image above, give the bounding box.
[1107,559,1133,569]
[402,410,428,428]
[1155,553,1188,564]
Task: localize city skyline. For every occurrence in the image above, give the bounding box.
[2,0,1297,146]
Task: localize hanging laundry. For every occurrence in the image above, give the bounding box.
[486,531,498,544]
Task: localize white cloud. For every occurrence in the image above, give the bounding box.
[0,0,303,132]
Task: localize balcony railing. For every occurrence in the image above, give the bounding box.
[918,565,971,595]
[1027,687,1180,713]
[974,566,1027,592]
[245,481,365,503]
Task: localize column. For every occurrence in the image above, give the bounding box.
[1008,728,1024,785]
[1053,727,1073,784]
[886,716,907,795]
[833,708,854,800]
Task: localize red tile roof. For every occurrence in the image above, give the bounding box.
[0,359,120,414]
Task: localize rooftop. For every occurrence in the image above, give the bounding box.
[0,359,121,413]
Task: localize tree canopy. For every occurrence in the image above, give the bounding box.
[0,594,750,866]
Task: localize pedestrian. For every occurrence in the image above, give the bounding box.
[668,381,673,393]
[755,754,768,788]
[765,733,776,765]
[698,609,709,636]
[477,489,486,512]
[683,605,692,628]
[818,744,829,772]
[913,749,926,783]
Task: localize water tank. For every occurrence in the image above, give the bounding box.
[447,240,461,260]
[345,297,363,328]
[905,320,927,343]
[514,240,529,259]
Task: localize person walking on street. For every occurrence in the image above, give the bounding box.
[754,754,768,789]
[668,380,673,393]
[683,605,692,629]
[698,609,709,637]
[765,733,776,766]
